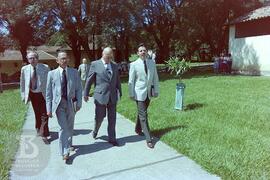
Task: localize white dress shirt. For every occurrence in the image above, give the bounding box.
[30,65,41,93]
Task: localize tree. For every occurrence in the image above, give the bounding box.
[127,0,185,63]
[27,0,112,67]
[173,0,262,60]
[0,0,33,62]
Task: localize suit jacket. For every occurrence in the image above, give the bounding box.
[84,59,122,105]
[20,63,50,104]
[78,63,90,81]
[46,67,82,114]
[128,58,159,101]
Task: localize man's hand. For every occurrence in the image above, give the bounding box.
[76,107,81,112]
[84,96,89,102]
[47,112,53,118]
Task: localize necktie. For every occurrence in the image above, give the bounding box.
[30,66,37,90]
[143,60,148,74]
[106,67,112,80]
[61,69,67,99]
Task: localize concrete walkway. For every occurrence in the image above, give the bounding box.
[10,98,220,180]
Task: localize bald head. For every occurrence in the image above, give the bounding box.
[82,58,87,64]
[102,47,113,63]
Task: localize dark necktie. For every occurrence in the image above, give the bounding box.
[143,60,148,74]
[30,66,37,90]
[61,69,67,99]
[106,67,112,80]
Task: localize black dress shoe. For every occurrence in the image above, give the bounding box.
[36,129,41,137]
[147,142,154,149]
[135,130,144,136]
[109,141,119,146]
[63,153,69,161]
[42,137,50,145]
[70,146,75,151]
[92,131,97,139]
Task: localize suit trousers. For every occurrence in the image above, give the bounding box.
[29,91,49,137]
[56,98,74,156]
[135,97,152,142]
[94,99,117,142]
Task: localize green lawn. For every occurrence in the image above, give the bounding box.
[117,73,270,179]
[0,90,27,180]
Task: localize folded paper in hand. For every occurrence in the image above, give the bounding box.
[151,85,155,97]
[117,89,121,101]
[72,98,78,112]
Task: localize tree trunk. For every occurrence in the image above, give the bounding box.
[156,40,170,64]
[69,35,81,68]
[20,45,28,63]
[124,34,129,61]
[80,37,92,61]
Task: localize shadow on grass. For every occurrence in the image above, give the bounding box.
[184,103,204,111]
[152,125,187,139]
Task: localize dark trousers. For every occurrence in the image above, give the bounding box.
[94,100,117,142]
[135,97,152,142]
[29,91,49,137]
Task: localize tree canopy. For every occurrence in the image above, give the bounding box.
[0,0,262,65]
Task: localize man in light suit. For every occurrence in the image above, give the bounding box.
[128,44,159,149]
[84,47,122,146]
[46,51,82,161]
[78,58,90,89]
[20,51,50,144]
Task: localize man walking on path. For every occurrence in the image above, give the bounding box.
[20,51,50,144]
[78,58,90,89]
[84,47,122,146]
[46,51,82,161]
[128,44,159,149]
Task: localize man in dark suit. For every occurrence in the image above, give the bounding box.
[46,51,82,161]
[20,51,50,144]
[84,47,122,146]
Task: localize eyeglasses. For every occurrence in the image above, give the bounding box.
[139,50,147,52]
[27,57,37,60]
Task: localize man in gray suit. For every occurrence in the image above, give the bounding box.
[78,58,90,89]
[128,44,159,149]
[46,51,82,161]
[20,51,50,144]
[84,47,122,146]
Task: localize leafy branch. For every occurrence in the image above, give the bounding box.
[165,56,191,82]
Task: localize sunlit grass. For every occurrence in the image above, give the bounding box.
[118,73,270,179]
[0,89,27,180]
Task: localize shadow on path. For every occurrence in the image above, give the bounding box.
[49,129,92,143]
[67,134,145,165]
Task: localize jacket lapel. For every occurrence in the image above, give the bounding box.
[98,60,111,82]
[67,67,72,96]
[56,69,61,94]
[27,65,32,88]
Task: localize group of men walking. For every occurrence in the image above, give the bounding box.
[20,44,159,162]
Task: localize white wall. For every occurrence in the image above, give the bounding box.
[229,25,270,75]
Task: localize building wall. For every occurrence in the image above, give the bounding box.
[0,60,58,82]
[0,61,22,76]
[229,25,270,75]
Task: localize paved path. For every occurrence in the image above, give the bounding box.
[10,98,220,180]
